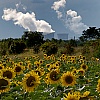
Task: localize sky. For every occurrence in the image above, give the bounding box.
[0,0,100,40]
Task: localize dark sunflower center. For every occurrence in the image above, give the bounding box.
[82,65,86,69]
[50,71,59,81]
[15,66,21,72]
[47,65,50,68]
[69,99,74,100]
[0,79,8,90]
[79,70,84,74]
[65,76,73,84]
[3,71,13,79]
[40,61,42,63]
[26,76,35,87]
[0,66,2,69]
[36,64,39,67]
[35,71,41,76]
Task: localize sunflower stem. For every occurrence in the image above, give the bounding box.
[23,92,28,100]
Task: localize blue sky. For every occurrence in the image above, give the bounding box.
[0,0,100,39]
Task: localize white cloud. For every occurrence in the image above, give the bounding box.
[2,8,55,34]
[51,0,66,19]
[65,9,88,34]
[52,0,88,34]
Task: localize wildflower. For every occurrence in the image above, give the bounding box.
[22,70,40,92]
[61,71,76,87]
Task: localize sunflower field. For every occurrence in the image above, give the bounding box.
[0,53,100,100]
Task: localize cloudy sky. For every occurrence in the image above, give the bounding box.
[0,0,100,39]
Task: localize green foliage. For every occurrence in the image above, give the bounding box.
[81,45,90,55]
[69,39,77,47]
[65,43,74,55]
[41,42,58,56]
[0,41,8,55]
[80,27,100,40]
[22,31,44,48]
[94,47,100,58]
[8,40,26,54]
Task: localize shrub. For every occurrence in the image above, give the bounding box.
[65,43,74,55]
[8,41,26,54]
[40,42,58,56]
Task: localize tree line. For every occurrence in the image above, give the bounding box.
[0,27,100,56]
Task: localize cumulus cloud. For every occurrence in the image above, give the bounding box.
[2,8,55,34]
[51,0,66,19]
[65,9,88,34]
[52,0,88,34]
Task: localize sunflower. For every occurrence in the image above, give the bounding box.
[79,91,91,100]
[64,92,80,100]
[46,56,51,60]
[0,77,10,94]
[0,64,4,70]
[13,64,24,75]
[1,67,15,79]
[44,69,60,84]
[48,63,59,71]
[39,59,44,65]
[60,71,76,87]
[22,70,40,92]
[80,63,88,70]
[46,64,51,68]
[18,61,23,66]
[72,68,77,75]
[77,68,85,76]
[34,61,40,68]
[27,63,32,70]
[43,54,47,59]
[55,61,61,67]
[50,54,55,60]
[96,79,100,92]
[79,59,85,63]
[34,67,45,76]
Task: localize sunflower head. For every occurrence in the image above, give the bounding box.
[64,92,80,100]
[2,68,15,79]
[45,70,60,84]
[34,67,45,76]
[22,70,40,92]
[0,77,10,94]
[80,63,88,70]
[96,79,100,92]
[61,71,76,87]
[78,68,85,76]
[0,64,4,70]
[14,64,23,75]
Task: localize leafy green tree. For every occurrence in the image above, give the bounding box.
[22,31,44,48]
[81,27,100,40]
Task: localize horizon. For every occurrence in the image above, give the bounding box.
[0,0,100,39]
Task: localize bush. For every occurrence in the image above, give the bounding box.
[8,41,26,54]
[94,47,100,58]
[65,43,74,55]
[81,45,90,55]
[0,42,8,56]
[41,42,58,56]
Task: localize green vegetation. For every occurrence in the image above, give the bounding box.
[0,27,100,99]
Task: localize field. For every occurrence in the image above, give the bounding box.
[0,52,100,100]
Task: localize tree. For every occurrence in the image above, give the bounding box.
[22,31,44,48]
[81,27,100,40]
